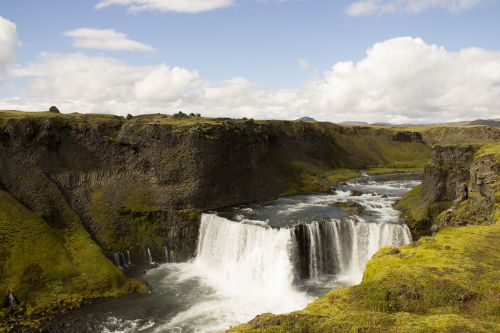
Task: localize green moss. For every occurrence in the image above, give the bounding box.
[229,223,500,333]
[0,190,147,331]
[179,209,201,222]
[325,169,361,184]
[476,143,500,162]
[273,158,361,197]
[88,182,200,260]
[89,183,164,251]
[394,185,431,238]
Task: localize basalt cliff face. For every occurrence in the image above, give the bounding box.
[0,111,433,324]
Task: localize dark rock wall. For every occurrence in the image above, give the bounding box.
[0,115,430,265]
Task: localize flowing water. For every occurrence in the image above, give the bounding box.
[69,173,419,333]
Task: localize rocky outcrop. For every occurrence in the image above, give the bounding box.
[334,201,364,215]
[422,145,475,203]
[397,143,499,238]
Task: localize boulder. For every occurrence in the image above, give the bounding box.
[334,201,364,215]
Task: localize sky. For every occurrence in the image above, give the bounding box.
[0,0,499,124]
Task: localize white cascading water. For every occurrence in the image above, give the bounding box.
[296,217,411,283]
[126,250,132,266]
[162,214,312,332]
[147,248,154,264]
[196,213,411,288]
[194,214,306,307]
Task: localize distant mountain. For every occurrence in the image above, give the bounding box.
[371,122,393,126]
[339,121,369,125]
[338,118,500,128]
[296,117,317,122]
[467,119,500,128]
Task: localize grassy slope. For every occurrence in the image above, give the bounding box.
[400,125,500,146]
[0,190,147,331]
[229,223,500,333]
[394,185,453,239]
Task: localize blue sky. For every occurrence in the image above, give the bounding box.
[0,0,499,123]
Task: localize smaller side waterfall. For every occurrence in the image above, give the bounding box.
[127,250,132,266]
[163,246,177,263]
[291,218,411,282]
[120,253,128,268]
[113,253,122,269]
[8,293,17,307]
[146,248,154,264]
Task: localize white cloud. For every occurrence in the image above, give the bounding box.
[0,16,17,82]
[95,0,234,13]
[3,37,500,124]
[135,64,199,101]
[300,37,500,123]
[12,53,198,103]
[65,28,155,52]
[346,0,482,16]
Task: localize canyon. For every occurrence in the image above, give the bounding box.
[0,110,498,332]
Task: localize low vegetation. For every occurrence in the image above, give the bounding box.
[0,190,147,332]
[367,167,423,175]
[394,185,452,239]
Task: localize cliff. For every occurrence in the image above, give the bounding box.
[396,143,499,239]
[0,110,433,327]
[229,142,500,333]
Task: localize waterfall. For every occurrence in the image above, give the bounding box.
[8,293,17,307]
[195,214,298,298]
[147,248,154,264]
[290,218,411,283]
[120,252,128,268]
[113,252,122,268]
[127,250,132,266]
[197,213,411,286]
[164,246,169,262]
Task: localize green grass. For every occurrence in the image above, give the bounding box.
[476,143,500,162]
[229,223,500,333]
[274,158,361,197]
[394,185,433,239]
[0,110,122,129]
[367,167,424,175]
[325,169,361,183]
